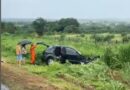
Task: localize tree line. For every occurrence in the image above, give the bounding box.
[1,17,130,36]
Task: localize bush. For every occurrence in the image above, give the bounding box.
[80,33,85,37]
[59,34,66,41]
[102,48,122,69]
[35,53,44,65]
[2,32,10,36]
[102,45,130,69]
[91,34,114,43]
[103,34,114,42]
[91,34,103,42]
[121,32,127,37]
[118,45,130,63]
[122,36,129,43]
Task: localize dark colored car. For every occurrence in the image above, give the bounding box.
[41,45,92,65]
[19,41,99,65]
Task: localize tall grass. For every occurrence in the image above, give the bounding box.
[102,45,130,69]
[2,33,130,90]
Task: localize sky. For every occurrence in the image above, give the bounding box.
[1,0,130,19]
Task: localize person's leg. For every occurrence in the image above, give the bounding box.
[22,56,25,64]
[19,60,21,66]
[19,54,22,66]
[16,55,19,65]
[23,59,25,64]
[31,54,35,64]
[34,55,36,64]
[32,57,35,64]
[30,54,33,64]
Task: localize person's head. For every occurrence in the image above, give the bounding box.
[17,43,21,48]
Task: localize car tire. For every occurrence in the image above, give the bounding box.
[47,58,54,65]
[60,59,66,64]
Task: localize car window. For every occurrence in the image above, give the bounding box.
[46,46,55,53]
[61,47,66,55]
[65,47,79,55]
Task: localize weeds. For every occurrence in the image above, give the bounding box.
[2,33,130,90]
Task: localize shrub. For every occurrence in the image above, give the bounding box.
[103,34,114,42]
[102,48,122,69]
[35,53,44,65]
[102,45,130,69]
[59,34,66,41]
[122,36,129,43]
[80,33,85,37]
[121,32,127,37]
[118,45,130,63]
[91,34,103,43]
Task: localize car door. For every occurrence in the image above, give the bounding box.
[63,47,81,63]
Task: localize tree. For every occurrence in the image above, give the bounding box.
[58,18,79,32]
[32,18,46,36]
[64,25,79,33]
[1,22,16,34]
[1,22,5,33]
[122,36,129,43]
[45,21,61,32]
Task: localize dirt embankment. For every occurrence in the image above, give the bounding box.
[1,62,59,90]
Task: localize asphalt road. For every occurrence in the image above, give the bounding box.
[1,84,9,90]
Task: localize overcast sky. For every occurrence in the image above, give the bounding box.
[2,0,130,19]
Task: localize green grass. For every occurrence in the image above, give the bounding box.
[2,33,130,90]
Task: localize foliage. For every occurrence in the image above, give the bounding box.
[64,25,79,33]
[32,18,47,36]
[102,48,122,69]
[79,33,85,37]
[1,22,17,34]
[91,34,115,43]
[102,45,130,69]
[58,18,79,32]
[2,19,130,34]
[118,45,130,63]
[1,33,130,90]
[122,36,129,43]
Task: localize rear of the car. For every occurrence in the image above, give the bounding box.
[42,46,63,65]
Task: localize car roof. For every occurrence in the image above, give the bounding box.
[48,45,79,51]
[47,45,81,54]
[49,45,73,48]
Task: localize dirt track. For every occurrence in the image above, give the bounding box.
[1,62,59,90]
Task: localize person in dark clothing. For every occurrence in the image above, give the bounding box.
[21,44,27,64]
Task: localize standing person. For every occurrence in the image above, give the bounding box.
[30,43,37,64]
[16,43,22,66]
[21,44,27,64]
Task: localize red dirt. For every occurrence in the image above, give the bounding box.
[1,62,59,90]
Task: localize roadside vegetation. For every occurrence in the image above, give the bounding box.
[1,18,130,90]
[2,33,130,90]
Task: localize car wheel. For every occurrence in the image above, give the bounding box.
[47,58,54,65]
[60,57,66,64]
[60,58,66,64]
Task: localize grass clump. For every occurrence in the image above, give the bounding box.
[102,45,130,69]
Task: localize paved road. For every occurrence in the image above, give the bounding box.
[1,84,9,90]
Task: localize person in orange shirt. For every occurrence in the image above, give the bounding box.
[30,43,37,64]
[16,43,22,66]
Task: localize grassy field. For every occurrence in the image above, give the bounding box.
[2,33,130,90]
